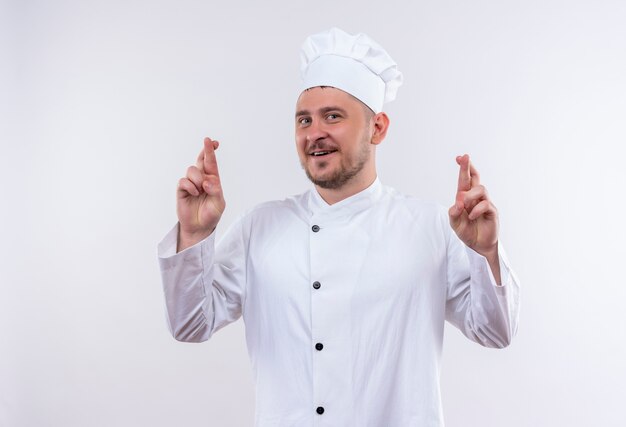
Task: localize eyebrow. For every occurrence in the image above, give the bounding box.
[295,106,348,118]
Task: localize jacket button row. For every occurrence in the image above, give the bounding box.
[312,281,321,289]
[311,225,320,232]
[316,406,325,415]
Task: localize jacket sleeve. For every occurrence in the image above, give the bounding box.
[157,219,247,343]
[444,220,521,349]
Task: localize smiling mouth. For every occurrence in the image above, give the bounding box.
[310,150,338,157]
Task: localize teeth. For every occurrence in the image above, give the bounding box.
[312,151,331,156]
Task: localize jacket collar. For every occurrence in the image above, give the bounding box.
[307,177,384,219]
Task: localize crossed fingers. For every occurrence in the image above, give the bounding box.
[456,154,480,192]
[453,154,495,220]
[177,137,220,198]
[197,137,220,175]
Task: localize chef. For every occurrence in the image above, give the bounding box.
[158,27,520,427]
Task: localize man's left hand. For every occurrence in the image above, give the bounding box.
[449,154,500,276]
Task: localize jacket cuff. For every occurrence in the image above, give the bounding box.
[464,243,517,293]
[157,223,216,271]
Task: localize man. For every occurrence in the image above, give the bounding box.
[158,28,520,426]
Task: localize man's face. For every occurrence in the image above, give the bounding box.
[295,87,374,189]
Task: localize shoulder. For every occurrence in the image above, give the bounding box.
[377,184,451,238]
[380,184,446,218]
[217,192,309,245]
[237,191,309,225]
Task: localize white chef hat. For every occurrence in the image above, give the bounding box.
[300,27,403,113]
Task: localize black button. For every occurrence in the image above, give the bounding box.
[315,343,323,351]
[312,225,320,232]
[316,406,324,415]
[312,281,321,289]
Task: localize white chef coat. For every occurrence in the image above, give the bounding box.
[158,178,520,427]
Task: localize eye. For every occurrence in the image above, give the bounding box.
[298,117,311,126]
[326,113,341,121]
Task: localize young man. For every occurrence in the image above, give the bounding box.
[158,28,520,426]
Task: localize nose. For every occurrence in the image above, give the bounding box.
[305,119,328,144]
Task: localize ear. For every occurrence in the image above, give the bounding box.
[370,112,390,145]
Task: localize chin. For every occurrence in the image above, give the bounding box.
[306,170,350,190]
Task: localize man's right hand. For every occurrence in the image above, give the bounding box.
[176,137,226,252]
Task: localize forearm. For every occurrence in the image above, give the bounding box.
[177,223,215,253]
[446,238,521,349]
[158,218,246,342]
[465,245,520,346]
[159,224,216,342]
[479,245,502,286]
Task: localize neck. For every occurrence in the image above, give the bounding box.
[316,174,377,205]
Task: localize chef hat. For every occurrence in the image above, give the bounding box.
[300,27,403,113]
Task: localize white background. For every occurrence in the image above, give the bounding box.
[2,0,625,426]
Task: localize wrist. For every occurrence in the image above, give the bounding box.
[473,243,499,263]
[474,243,502,285]
[177,224,215,252]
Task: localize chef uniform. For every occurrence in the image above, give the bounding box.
[158,28,521,427]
